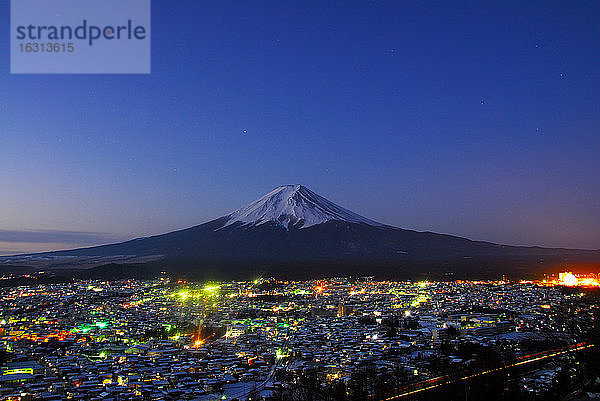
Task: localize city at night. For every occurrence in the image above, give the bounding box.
[2,1,600,400]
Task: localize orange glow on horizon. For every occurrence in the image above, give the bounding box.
[551,271,599,287]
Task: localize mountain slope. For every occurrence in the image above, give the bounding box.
[2,185,599,278]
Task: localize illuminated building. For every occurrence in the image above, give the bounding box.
[225,325,247,338]
[2,361,45,376]
[559,272,577,286]
[556,271,599,287]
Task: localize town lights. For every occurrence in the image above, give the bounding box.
[554,271,599,287]
[562,273,578,286]
[202,285,220,294]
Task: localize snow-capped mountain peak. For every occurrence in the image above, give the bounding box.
[221,184,382,230]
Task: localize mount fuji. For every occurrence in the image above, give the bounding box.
[221,185,382,230]
[2,185,599,279]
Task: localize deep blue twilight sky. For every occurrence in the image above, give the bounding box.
[1,1,599,254]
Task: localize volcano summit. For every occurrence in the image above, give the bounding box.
[222,185,382,230]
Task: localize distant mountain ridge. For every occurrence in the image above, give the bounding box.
[2,185,599,279]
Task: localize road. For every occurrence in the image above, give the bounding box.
[381,342,595,400]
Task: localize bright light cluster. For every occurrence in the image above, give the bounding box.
[555,271,599,287]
